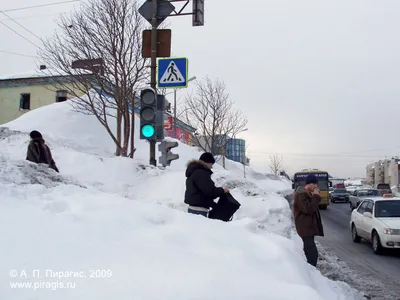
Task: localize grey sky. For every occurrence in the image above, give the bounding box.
[1,0,400,178]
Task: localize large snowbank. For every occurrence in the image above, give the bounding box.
[0,96,362,299]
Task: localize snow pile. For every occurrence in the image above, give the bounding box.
[344,179,363,186]
[0,97,363,300]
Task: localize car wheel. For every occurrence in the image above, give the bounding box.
[352,224,361,243]
[372,231,383,255]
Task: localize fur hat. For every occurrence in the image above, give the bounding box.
[305,174,318,185]
[30,130,42,139]
[199,152,215,164]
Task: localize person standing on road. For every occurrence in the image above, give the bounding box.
[293,174,324,267]
[184,152,229,217]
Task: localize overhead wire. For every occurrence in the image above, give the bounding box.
[0,11,42,41]
[0,20,39,48]
[0,0,80,48]
[0,0,80,13]
[0,50,38,58]
[0,13,64,22]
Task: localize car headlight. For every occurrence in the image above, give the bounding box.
[384,228,400,235]
[383,228,400,235]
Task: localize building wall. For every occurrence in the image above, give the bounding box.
[366,163,374,185]
[367,158,400,186]
[225,138,246,164]
[389,158,400,187]
[374,161,384,185]
[0,83,85,125]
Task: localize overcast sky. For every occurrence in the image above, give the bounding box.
[1,0,400,178]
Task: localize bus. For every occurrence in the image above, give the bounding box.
[292,170,332,209]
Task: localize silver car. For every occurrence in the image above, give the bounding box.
[349,189,380,210]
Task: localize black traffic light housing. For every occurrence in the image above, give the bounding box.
[140,88,157,141]
[158,140,179,167]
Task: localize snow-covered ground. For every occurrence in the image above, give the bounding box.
[0,96,363,299]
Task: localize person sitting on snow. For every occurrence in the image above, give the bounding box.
[184,152,229,217]
[26,130,59,173]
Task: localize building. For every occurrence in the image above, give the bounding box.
[162,113,196,145]
[366,158,400,187]
[0,72,196,146]
[0,72,89,125]
[225,138,247,164]
[193,134,249,165]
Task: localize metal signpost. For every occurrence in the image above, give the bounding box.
[138,0,205,166]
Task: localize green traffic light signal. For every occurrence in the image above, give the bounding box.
[141,124,155,138]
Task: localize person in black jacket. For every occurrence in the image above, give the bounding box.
[26,130,59,173]
[184,152,229,217]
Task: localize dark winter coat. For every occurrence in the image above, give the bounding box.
[184,160,225,209]
[293,187,324,238]
[26,138,59,173]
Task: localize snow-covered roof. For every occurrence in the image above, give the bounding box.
[0,69,93,81]
[0,71,51,80]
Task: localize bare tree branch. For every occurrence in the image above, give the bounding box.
[38,0,149,157]
[269,154,284,176]
[181,76,248,167]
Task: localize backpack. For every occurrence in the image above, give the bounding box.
[208,193,241,222]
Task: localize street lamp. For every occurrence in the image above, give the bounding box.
[174,76,196,138]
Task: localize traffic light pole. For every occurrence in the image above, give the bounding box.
[149,0,158,166]
[174,89,177,138]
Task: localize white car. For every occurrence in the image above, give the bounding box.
[350,195,400,254]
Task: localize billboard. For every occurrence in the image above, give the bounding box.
[165,127,193,145]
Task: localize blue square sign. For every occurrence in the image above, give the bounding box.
[157,57,188,88]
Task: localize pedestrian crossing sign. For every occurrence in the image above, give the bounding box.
[157,57,188,89]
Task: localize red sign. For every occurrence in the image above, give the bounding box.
[165,127,193,145]
[164,116,172,130]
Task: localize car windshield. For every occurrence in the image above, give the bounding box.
[358,190,380,197]
[334,189,347,193]
[375,201,400,218]
[377,184,390,190]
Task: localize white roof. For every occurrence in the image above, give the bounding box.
[363,196,400,202]
[0,71,49,80]
[0,69,93,81]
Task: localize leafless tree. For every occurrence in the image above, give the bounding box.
[269,154,284,176]
[181,76,248,167]
[38,0,148,157]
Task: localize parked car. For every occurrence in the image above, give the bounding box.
[331,188,350,203]
[350,195,400,254]
[376,183,392,196]
[349,189,380,210]
[346,186,358,195]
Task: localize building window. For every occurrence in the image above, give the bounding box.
[20,93,30,110]
[56,90,68,102]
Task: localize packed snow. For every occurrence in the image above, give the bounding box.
[0,94,363,300]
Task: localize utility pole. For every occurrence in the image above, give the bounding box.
[173,89,177,138]
[149,0,158,166]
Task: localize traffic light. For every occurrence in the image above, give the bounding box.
[158,140,179,167]
[140,88,157,141]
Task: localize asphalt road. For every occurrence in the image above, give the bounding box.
[317,201,400,299]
